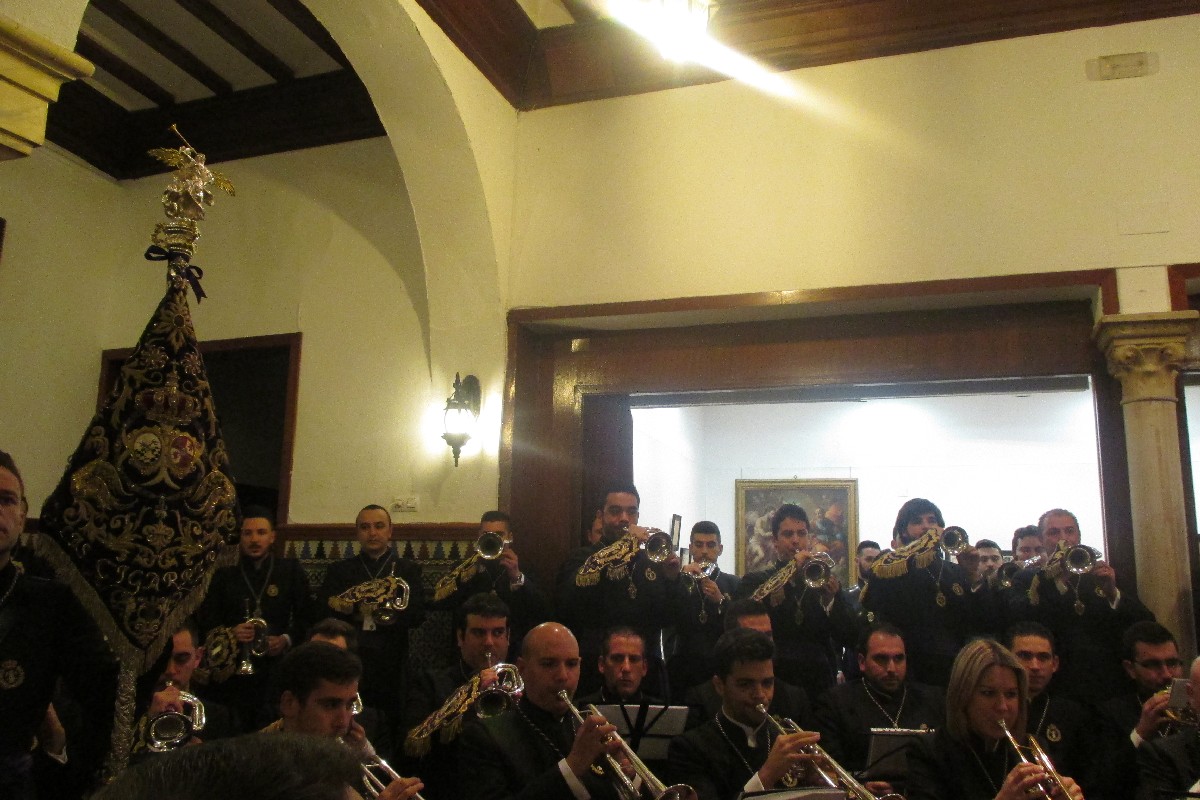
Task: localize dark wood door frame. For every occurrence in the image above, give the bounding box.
[99,332,302,525]
[501,276,1137,596]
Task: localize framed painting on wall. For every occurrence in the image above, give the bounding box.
[734,479,859,584]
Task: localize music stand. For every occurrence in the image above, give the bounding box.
[864,727,934,783]
[593,703,689,761]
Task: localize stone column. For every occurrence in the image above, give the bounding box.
[1096,312,1199,657]
[0,14,92,160]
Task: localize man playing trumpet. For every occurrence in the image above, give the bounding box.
[668,628,835,800]
[735,504,857,703]
[264,641,424,800]
[403,593,514,797]
[458,622,625,799]
[432,511,550,653]
[557,484,681,697]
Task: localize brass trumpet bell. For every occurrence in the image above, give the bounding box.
[147,687,206,752]
[475,663,524,718]
[1065,544,1103,575]
[475,530,509,560]
[643,529,674,563]
[802,552,836,589]
[941,526,969,555]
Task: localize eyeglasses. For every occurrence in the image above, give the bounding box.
[1135,658,1183,671]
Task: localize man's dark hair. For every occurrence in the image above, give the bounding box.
[1038,508,1079,534]
[599,483,640,509]
[1122,620,1178,662]
[976,539,1001,551]
[275,642,362,704]
[307,618,359,652]
[173,618,202,650]
[95,733,359,800]
[357,504,392,525]
[480,510,511,525]
[241,505,276,529]
[0,449,25,496]
[770,504,809,537]
[714,628,775,679]
[1004,621,1057,654]
[856,540,880,555]
[690,520,721,542]
[856,621,906,656]
[454,592,511,635]
[600,626,645,658]
[724,599,770,632]
[1011,525,1041,555]
[892,498,944,542]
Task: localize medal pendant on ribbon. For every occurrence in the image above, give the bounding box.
[1046,724,1062,743]
[699,609,708,624]
[628,581,638,600]
[1073,600,1085,616]
[935,591,947,608]
[363,610,377,631]
[951,583,964,596]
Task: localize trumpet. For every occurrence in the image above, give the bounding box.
[628,526,674,564]
[1064,544,1103,575]
[475,530,511,561]
[475,652,524,718]
[998,720,1071,799]
[557,691,697,800]
[749,551,835,603]
[346,734,426,800]
[237,600,270,676]
[997,560,1022,588]
[941,526,969,555]
[683,561,719,583]
[756,705,901,800]
[146,682,206,752]
[373,571,411,626]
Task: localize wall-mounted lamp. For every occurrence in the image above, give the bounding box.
[442,373,481,466]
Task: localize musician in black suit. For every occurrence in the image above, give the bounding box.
[1137,657,1200,800]
[736,503,857,703]
[1003,621,1097,795]
[556,484,681,697]
[1097,621,1186,800]
[813,622,945,796]
[683,599,812,730]
[668,628,834,800]
[316,504,425,726]
[431,511,550,654]
[197,505,315,730]
[0,449,117,800]
[457,622,623,800]
[667,521,740,702]
[906,638,1085,800]
[403,593,512,798]
[860,498,996,686]
[577,627,661,707]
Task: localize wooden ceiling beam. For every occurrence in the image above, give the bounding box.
[76,33,176,107]
[413,0,543,108]
[265,0,350,68]
[90,0,234,95]
[172,0,295,83]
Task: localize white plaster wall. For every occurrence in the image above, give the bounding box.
[1,1,88,49]
[633,406,706,542]
[510,15,1200,307]
[0,139,500,522]
[634,390,1106,575]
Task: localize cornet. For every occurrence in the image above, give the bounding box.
[998,720,1071,799]
[475,652,524,718]
[558,691,697,800]
[146,682,206,752]
[373,571,411,626]
[801,551,836,589]
[1064,544,1103,575]
[940,526,970,555]
[475,530,511,561]
[237,599,270,676]
[756,705,901,800]
[625,525,674,564]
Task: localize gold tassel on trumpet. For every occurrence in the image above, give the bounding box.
[575,534,640,587]
[869,528,941,580]
[403,676,481,757]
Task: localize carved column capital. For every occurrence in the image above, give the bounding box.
[1095,312,1200,404]
[0,14,93,160]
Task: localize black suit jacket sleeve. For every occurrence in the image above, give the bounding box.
[666,725,732,800]
[1136,732,1200,800]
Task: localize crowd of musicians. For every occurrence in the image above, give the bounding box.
[5,444,1200,800]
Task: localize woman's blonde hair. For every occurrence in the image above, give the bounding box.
[945,638,1028,741]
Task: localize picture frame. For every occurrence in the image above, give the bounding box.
[734,479,859,583]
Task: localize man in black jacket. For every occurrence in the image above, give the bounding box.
[667,521,740,702]
[1137,656,1200,800]
[458,622,622,800]
[317,504,425,728]
[197,505,315,730]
